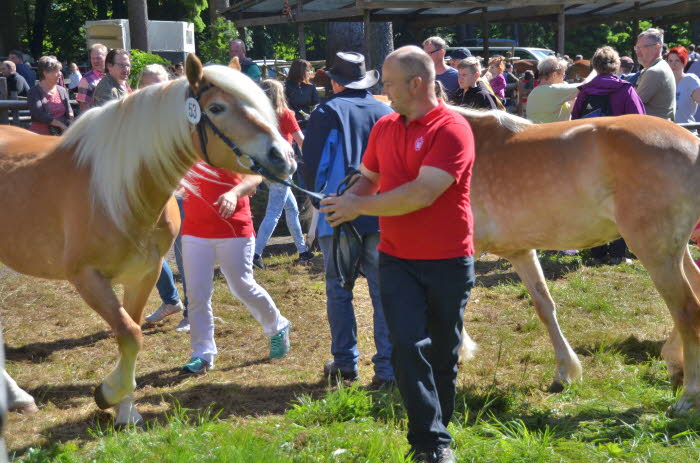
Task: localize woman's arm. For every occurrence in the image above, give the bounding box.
[27,87,53,125]
[292,130,304,148]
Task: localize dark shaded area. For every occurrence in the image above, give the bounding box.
[575,335,665,364]
[4,330,113,363]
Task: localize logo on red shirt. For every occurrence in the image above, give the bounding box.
[414,136,424,151]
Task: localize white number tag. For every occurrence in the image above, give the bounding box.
[185,97,201,124]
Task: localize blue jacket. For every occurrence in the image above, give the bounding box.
[302,88,392,238]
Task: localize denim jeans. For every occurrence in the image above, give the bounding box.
[318,233,393,380]
[174,197,188,317]
[379,252,475,451]
[155,261,180,306]
[255,182,307,256]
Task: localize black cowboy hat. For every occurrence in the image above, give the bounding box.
[326,51,379,89]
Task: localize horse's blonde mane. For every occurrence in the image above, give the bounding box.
[449,105,532,133]
[60,65,276,236]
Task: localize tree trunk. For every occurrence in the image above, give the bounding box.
[326,22,364,68]
[209,0,230,25]
[0,0,19,56]
[326,21,392,94]
[30,0,50,58]
[369,22,393,71]
[128,0,150,51]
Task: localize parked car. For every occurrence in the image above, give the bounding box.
[446,46,555,63]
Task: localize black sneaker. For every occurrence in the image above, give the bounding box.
[430,446,456,463]
[408,446,456,463]
[297,251,315,263]
[323,360,359,382]
[253,254,265,269]
[369,374,396,390]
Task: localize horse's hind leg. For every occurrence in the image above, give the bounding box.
[506,250,582,391]
[664,247,700,391]
[68,267,142,413]
[631,247,700,415]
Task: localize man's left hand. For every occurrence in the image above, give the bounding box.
[320,194,360,227]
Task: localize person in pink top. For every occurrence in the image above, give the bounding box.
[27,56,73,135]
[180,163,291,375]
[488,56,507,102]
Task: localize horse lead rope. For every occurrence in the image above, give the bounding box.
[189,84,363,291]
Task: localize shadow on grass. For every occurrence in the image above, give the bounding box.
[11,379,330,458]
[575,335,664,363]
[474,253,582,289]
[4,330,113,363]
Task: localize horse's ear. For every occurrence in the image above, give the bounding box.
[186,53,204,90]
[228,56,241,71]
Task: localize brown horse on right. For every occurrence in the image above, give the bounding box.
[454,107,700,415]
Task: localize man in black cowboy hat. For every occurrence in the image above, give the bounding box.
[302,51,394,387]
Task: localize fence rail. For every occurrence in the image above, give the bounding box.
[2,98,700,133]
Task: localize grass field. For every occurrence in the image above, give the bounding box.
[3,247,700,462]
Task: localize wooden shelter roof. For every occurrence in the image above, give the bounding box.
[223,0,696,28]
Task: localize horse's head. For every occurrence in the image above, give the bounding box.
[185,54,296,179]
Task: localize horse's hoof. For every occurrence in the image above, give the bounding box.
[669,372,684,392]
[548,381,565,393]
[94,384,114,410]
[8,401,39,414]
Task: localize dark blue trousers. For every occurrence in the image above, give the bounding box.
[379,252,475,451]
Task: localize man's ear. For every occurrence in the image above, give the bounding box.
[186,53,204,91]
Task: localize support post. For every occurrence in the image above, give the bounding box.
[0,77,8,125]
[364,9,372,68]
[557,5,565,57]
[481,8,489,65]
[298,0,306,59]
[632,2,640,68]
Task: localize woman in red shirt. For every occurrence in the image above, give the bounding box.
[252,79,314,269]
[181,163,291,374]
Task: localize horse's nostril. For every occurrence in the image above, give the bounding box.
[268,146,286,165]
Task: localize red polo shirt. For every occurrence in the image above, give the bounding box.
[362,101,475,260]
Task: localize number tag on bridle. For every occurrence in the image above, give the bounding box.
[185,97,201,124]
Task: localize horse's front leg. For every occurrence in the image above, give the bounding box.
[505,250,582,391]
[67,267,143,415]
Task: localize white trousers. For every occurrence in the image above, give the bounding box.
[182,235,289,367]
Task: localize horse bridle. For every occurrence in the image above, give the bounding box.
[189,82,361,291]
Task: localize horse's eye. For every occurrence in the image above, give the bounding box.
[209,104,225,115]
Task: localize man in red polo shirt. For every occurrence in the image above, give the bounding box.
[320,45,475,463]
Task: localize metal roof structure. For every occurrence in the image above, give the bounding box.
[223,0,696,28]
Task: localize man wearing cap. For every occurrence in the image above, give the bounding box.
[302,51,394,387]
[423,37,460,101]
[448,47,471,69]
[320,45,476,463]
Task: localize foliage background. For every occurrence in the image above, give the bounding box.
[7,1,700,66]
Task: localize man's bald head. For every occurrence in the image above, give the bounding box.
[229,39,247,61]
[385,46,435,84]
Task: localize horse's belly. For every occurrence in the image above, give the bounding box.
[474,194,619,254]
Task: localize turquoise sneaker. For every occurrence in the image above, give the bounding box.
[182,357,209,375]
[270,325,291,359]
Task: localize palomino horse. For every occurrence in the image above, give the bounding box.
[453,107,700,415]
[0,54,296,425]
